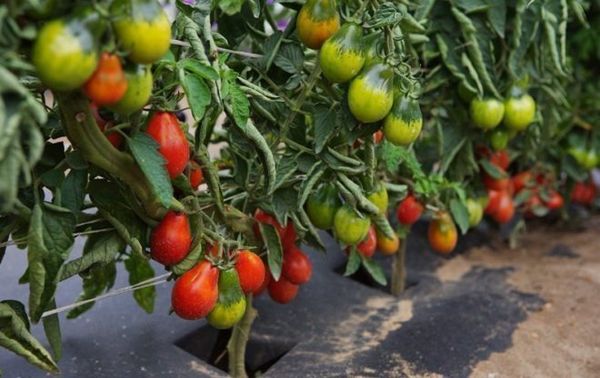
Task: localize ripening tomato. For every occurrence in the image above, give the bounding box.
[383,96,423,146]
[353,226,376,258]
[171,260,219,320]
[111,0,171,64]
[146,112,190,179]
[491,191,514,223]
[504,93,536,132]
[483,172,511,191]
[268,275,299,304]
[348,62,394,123]
[376,230,400,256]
[319,23,365,83]
[333,206,371,245]
[32,11,100,90]
[428,212,458,255]
[485,189,501,215]
[150,211,192,266]
[83,52,128,105]
[282,246,312,285]
[489,129,509,151]
[235,250,266,295]
[188,162,204,189]
[512,171,533,193]
[545,190,564,210]
[489,149,510,170]
[466,198,484,227]
[571,182,596,206]
[108,64,153,115]
[207,269,247,329]
[396,194,423,225]
[90,103,123,148]
[296,0,340,50]
[470,98,505,130]
[373,130,384,144]
[306,184,341,229]
[367,182,389,214]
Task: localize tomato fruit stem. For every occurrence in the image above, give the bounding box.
[226,294,257,378]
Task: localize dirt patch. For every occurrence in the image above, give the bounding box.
[434,217,600,378]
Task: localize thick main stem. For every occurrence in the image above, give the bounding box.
[227,296,257,378]
[391,236,407,295]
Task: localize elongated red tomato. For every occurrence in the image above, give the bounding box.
[268,275,299,304]
[83,52,128,105]
[282,246,312,285]
[150,211,192,266]
[235,250,266,295]
[396,194,423,225]
[355,226,376,258]
[171,260,219,320]
[146,112,190,178]
[188,162,204,189]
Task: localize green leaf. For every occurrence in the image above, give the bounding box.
[180,58,219,80]
[487,0,506,37]
[259,223,283,281]
[450,198,470,235]
[344,248,361,276]
[0,302,58,373]
[273,44,305,74]
[274,155,298,190]
[218,0,246,15]
[60,169,87,214]
[127,133,173,208]
[124,254,155,314]
[42,300,61,360]
[479,159,507,179]
[313,105,337,154]
[171,241,203,276]
[271,187,298,223]
[66,260,117,319]
[27,204,76,322]
[222,71,250,129]
[361,256,387,286]
[181,72,211,120]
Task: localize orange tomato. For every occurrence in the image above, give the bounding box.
[84,52,128,105]
[376,230,400,256]
[428,212,457,255]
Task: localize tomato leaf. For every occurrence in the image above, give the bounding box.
[127,133,173,208]
[218,0,246,15]
[344,248,361,276]
[222,71,250,129]
[124,253,155,314]
[450,198,470,235]
[180,58,219,80]
[479,159,507,179]
[313,105,337,154]
[259,223,283,281]
[181,72,211,120]
[273,43,305,74]
[487,0,506,37]
[42,300,61,360]
[361,256,387,286]
[60,169,87,214]
[171,242,203,276]
[0,301,58,373]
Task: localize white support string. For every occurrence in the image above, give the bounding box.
[41,273,171,319]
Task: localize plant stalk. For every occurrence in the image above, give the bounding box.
[227,295,257,378]
[391,236,407,295]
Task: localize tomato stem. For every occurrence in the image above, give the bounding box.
[227,295,257,378]
[391,235,407,295]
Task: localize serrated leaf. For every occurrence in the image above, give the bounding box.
[259,223,283,280]
[127,133,173,208]
[450,198,470,235]
[273,44,305,74]
[361,257,387,286]
[344,248,361,276]
[181,73,211,120]
[124,254,155,314]
[313,105,337,153]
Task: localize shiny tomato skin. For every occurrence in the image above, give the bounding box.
[268,275,299,304]
[376,231,400,256]
[470,98,505,130]
[319,23,365,83]
[348,62,394,123]
[306,184,342,230]
[504,94,536,132]
[355,226,376,258]
[146,112,190,179]
[150,211,192,266]
[282,246,312,285]
[171,260,219,320]
[189,162,204,189]
[254,272,271,297]
[235,250,266,295]
[333,206,371,245]
[84,52,128,105]
[383,96,423,146]
[428,212,458,255]
[396,194,423,225]
[491,191,515,223]
[296,0,340,49]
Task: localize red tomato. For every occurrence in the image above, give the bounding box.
[512,171,533,193]
[491,191,515,223]
[150,211,192,266]
[282,246,312,285]
[146,112,190,179]
[90,103,122,148]
[483,172,511,191]
[254,271,271,296]
[206,242,220,258]
[523,192,542,219]
[84,53,128,105]
[396,194,423,225]
[545,190,564,210]
[485,189,501,215]
[489,149,510,170]
[268,275,299,304]
[373,130,384,144]
[235,250,266,295]
[189,162,203,189]
[355,226,377,258]
[171,260,219,319]
[571,182,596,205]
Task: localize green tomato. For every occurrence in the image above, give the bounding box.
[489,129,509,151]
[348,62,394,123]
[333,206,371,245]
[207,269,247,329]
[32,13,100,91]
[503,94,536,132]
[470,98,505,130]
[319,23,365,83]
[367,182,389,214]
[362,33,382,67]
[111,0,171,64]
[383,96,423,146]
[306,184,342,229]
[108,64,153,115]
[582,150,599,170]
[466,198,484,227]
